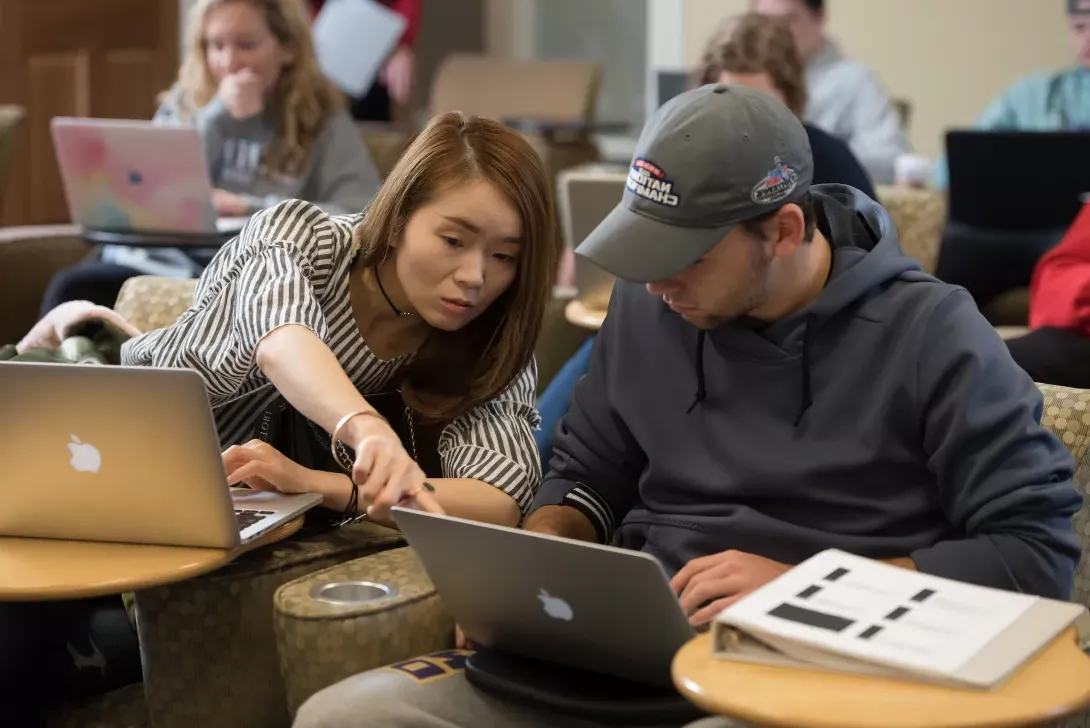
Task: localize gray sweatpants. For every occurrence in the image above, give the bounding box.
[294,649,742,728]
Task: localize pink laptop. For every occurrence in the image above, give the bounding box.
[51,117,243,236]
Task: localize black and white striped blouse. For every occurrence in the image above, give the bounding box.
[121,199,541,514]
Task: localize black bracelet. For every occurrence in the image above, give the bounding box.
[338,478,360,526]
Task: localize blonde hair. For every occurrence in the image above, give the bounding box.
[352,112,559,422]
[170,0,344,176]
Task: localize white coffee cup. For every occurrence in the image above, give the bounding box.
[894,153,933,188]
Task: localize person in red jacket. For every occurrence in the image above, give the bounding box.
[1006,202,1090,388]
[307,0,421,121]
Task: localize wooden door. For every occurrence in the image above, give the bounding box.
[0,0,179,226]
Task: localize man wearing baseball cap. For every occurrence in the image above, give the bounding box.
[295,86,1081,728]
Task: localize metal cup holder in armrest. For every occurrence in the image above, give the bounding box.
[274,547,456,718]
[310,581,398,605]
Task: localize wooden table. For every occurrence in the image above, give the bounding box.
[0,516,302,601]
[672,628,1090,728]
[565,299,607,331]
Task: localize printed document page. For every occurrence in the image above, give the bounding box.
[718,550,1036,677]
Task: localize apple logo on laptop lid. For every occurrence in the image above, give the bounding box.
[538,589,574,621]
[68,434,102,473]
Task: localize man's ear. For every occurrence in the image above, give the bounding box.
[769,203,806,260]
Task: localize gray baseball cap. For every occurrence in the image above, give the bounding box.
[577,84,814,283]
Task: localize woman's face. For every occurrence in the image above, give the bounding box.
[393,179,523,332]
[204,1,293,92]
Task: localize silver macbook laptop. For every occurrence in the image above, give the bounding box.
[0,362,321,549]
[557,166,627,311]
[392,507,695,686]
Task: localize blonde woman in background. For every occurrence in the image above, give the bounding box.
[40,0,380,314]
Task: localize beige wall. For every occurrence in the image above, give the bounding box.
[685,0,1074,158]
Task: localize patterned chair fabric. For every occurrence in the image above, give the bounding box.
[1039,384,1090,728]
[113,276,197,333]
[134,522,406,728]
[274,546,454,717]
[876,184,946,275]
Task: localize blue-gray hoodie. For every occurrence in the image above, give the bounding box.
[534,185,1082,600]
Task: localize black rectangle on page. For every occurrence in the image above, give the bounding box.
[768,603,854,632]
[796,585,822,600]
[885,606,910,621]
[910,588,935,603]
[858,625,883,640]
[824,567,849,582]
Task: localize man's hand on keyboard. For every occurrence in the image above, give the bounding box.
[223,440,310,494]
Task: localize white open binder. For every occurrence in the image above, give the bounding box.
[712,549,1086,690]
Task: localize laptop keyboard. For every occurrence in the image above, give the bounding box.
[235,509,275,532]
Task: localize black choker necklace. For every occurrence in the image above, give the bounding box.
[375,266,415,317]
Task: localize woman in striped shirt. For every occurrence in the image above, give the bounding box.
[5,112,556,725]
[120,110,558,527]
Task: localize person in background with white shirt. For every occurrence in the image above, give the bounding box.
[751,0,909,185]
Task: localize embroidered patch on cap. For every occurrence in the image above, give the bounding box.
[751,157,800,204]
[627,157,680,207]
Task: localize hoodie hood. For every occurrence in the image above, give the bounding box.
[685,185,922,422]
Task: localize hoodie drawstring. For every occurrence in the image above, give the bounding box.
[794,314,816,427]
[686,318,815,424]
[686,330,707,414]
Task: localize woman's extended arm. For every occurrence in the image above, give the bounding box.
[255,323,383,442]
[224,438,520,526]
[245,325,521,525]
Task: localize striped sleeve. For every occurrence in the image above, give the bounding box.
[437,360,542,516]
[121,200,341,404]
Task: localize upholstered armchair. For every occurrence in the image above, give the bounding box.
[0,224,87,345]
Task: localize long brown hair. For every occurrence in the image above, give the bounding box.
[169,0,344,176]
[694,13,807,116]
[352,112,558,422]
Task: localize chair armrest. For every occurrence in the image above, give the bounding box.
[113,276,197,333]
[875,185,946,274]
[132,522,404,728]
[0,224,87,345]
[536,294,594,394]
[357,124,411,180]
[981,287,1030,327]
[274,546,454,717]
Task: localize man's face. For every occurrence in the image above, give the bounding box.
[750,0,825,62]
[645,226,775,330]
[1070,13,1090,68]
